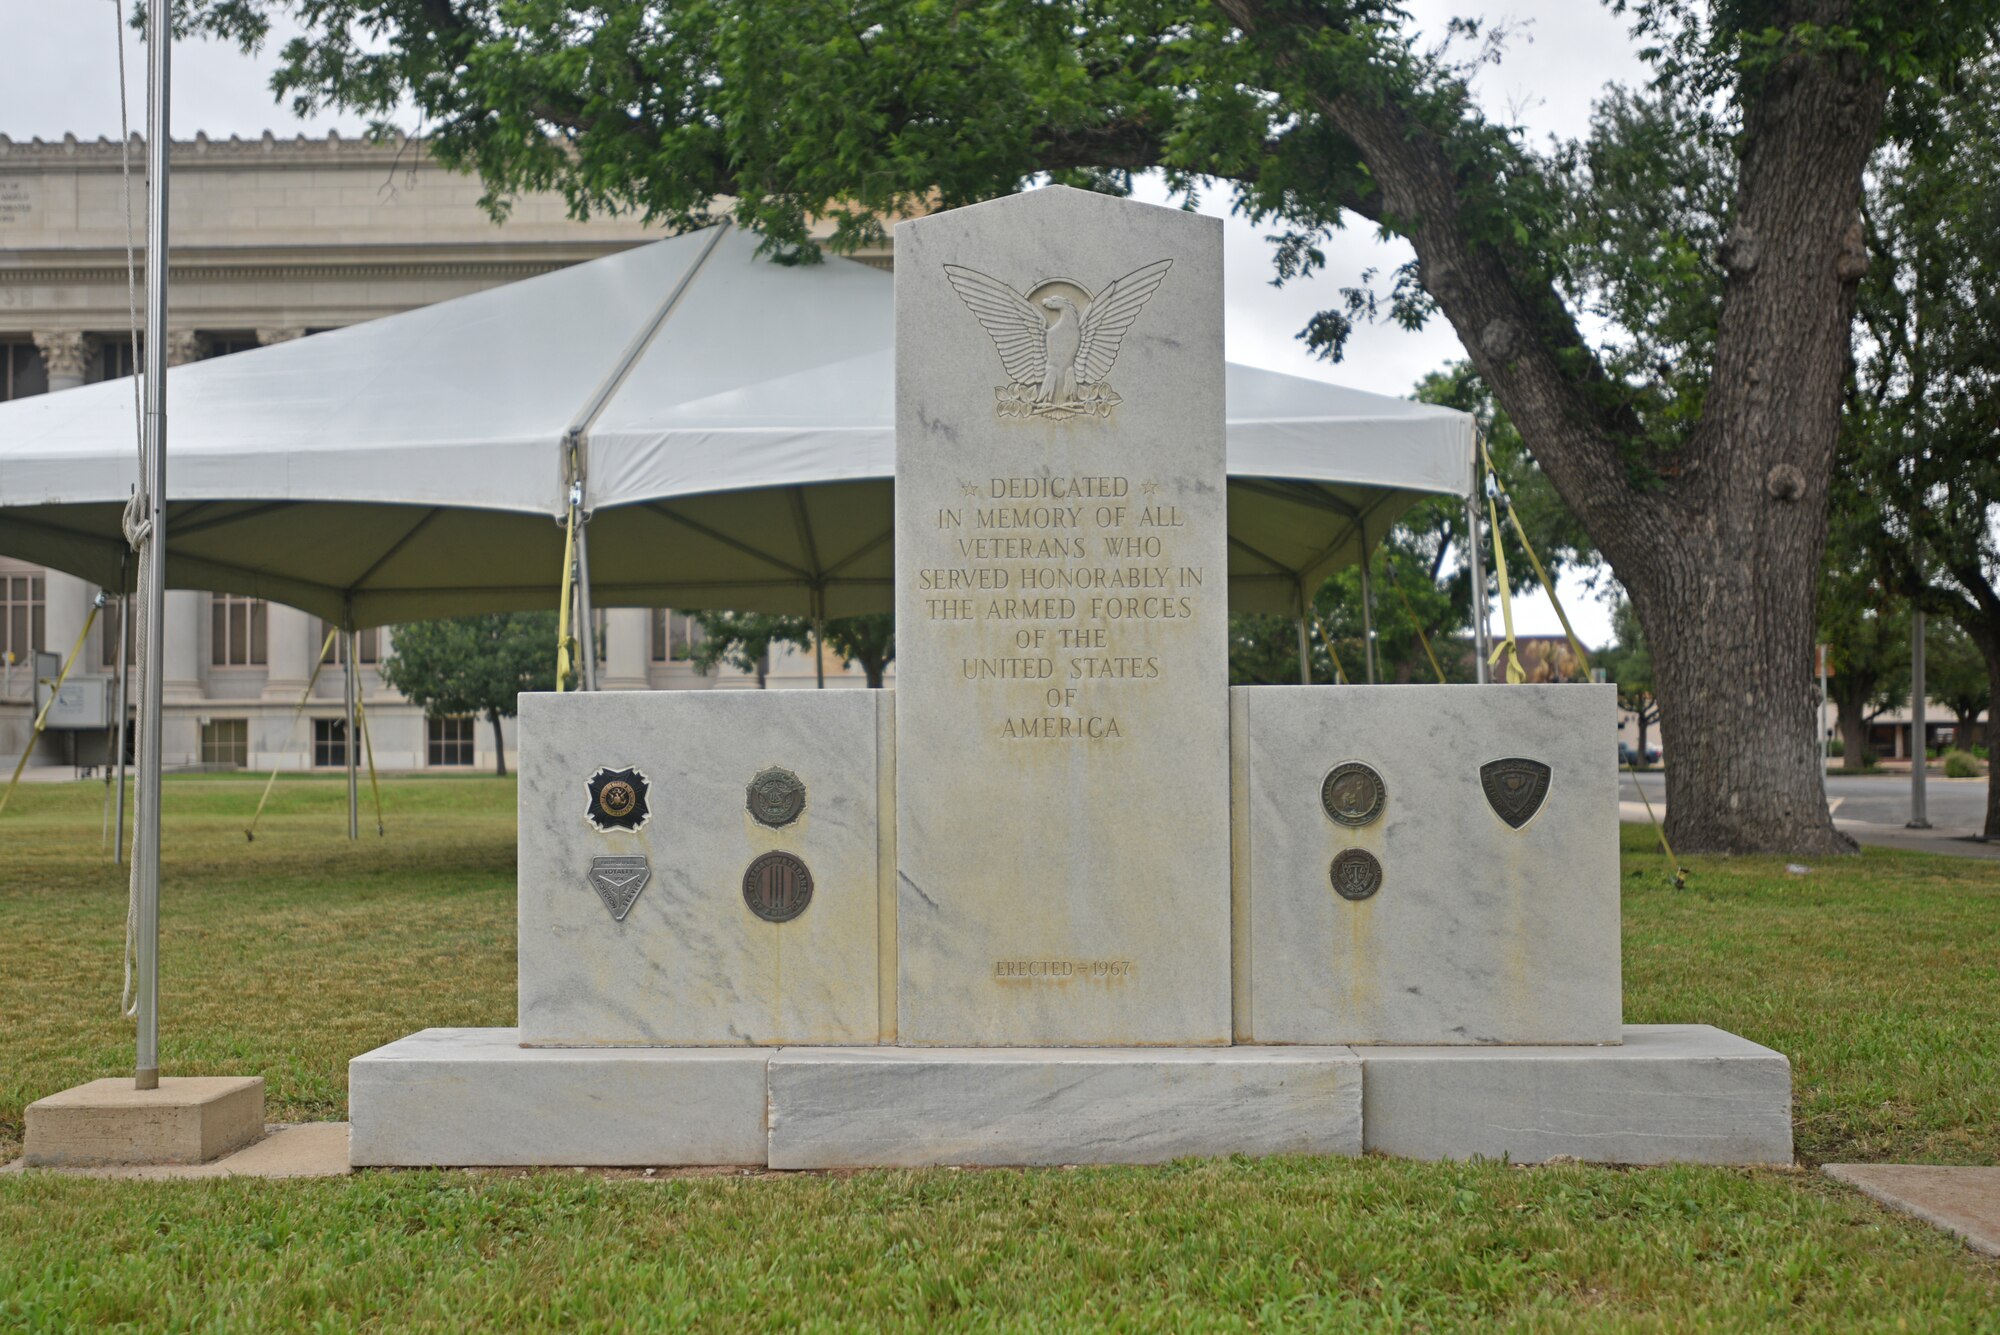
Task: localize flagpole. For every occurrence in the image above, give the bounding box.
[132,0,172,1090]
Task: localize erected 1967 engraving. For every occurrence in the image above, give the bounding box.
[993,959,1135,980]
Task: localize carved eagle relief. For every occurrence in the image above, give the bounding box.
[943,259,1173,421]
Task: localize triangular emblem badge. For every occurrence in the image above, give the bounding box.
[587,855,651,922]
[1480,758,1551,830]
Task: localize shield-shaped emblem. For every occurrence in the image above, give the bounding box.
[1481,758,1552,829]
[587,855,651,921]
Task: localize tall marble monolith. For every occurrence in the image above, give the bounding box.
[893,187,1230,1045]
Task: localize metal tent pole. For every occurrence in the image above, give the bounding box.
[1908,609,1930,829]
[113,593,130,864]
[575,523,597,691]
[1358,547,1378,684]
[344,627,359,840]
[132,0,171,1091]
[1296,619,1312,685]
[1465,493,1490,684]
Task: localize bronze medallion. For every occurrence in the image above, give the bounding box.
[1480,757,1552,830]
[1330,848,1383,902]
[585,766,650,832]
[746,766,807,828]
[743,851,813,924]
[1320,761,1386,827]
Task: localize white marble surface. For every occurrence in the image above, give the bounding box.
[518,690,888,1046]
[1232,684,1622,1045]
[347,1028,771,1166]
[768,1046,1361,1168]
[1359,1024,1793,1164]
[893,186,1232,1046]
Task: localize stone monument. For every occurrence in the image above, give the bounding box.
[349,187,1792,1170]
[893,188,1230,1046]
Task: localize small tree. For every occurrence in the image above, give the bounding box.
[1600,598,1661,766]
[1926,621,1991,750]
[820,615,896,688]
[379,612,556,776]
[688,612,809,688]
[1817,565,1911,769]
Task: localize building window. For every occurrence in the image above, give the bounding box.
[319,622,381,665]
[207,334,261,359]
[2,572,45,665]
[98,337,140,381]
[200,718,248,768]
[210,594,268,666]
[1,343,48,401]
[428,715,476,767]
[652,609,706,662]
[99,596,138,667]
[313,717,348,768]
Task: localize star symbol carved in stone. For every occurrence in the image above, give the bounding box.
[1140,481,1161,496]
[961,482,980,497]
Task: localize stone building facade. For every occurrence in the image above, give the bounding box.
[0,132,873,776]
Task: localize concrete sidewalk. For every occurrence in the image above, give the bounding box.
[1824,1164,2000,1258]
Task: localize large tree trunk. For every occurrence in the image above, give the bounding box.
[1834,700,1872,771]
[489,709,507,778]
[1221,1,1882,853]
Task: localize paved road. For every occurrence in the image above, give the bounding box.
[1621,769,1988,828]
[1621,768,1996,859]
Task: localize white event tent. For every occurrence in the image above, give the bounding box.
[0,224,1475,636]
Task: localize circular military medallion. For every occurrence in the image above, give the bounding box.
[599,781,638,819]
[1320,761,1386,827]
[746,767,807,828]
[1330,849,1383,902]
[743,851,814,924]
[585,766,650,832]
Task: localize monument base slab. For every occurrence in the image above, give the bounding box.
[24,1076,265,1167]
[347,1026,1791,1169]
[768,1046,1362,1168]
[348,1029,769,1167]
[1360,1024,1792,1165]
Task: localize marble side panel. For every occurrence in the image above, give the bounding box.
[1233,684,1620,1045]
[518,690,884,1046]
[767,1046,1361,1168]
[893,186,1232,1046]
[348,1028,769,1166]
[1360,1025,1792,1164]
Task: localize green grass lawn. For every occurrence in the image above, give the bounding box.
[1,776,1996,1331]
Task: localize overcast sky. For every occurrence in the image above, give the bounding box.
[2,0,1651,645]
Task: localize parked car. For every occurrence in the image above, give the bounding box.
[1618,742,1662,768]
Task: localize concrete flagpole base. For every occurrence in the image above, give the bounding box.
[24,1077,265,1168]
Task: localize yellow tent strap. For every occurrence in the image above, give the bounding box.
[1483,487,1527,684]
[245,628,338,841]
[1479,437,1593,678]
[1624,762,1687,890]
[0,604,101,815]
[555,499,579,692]
[1386,564,1448,684]
[1307,612,1351,685]
[355,688,384,837]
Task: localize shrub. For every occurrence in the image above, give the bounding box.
[1943,750,1981,779]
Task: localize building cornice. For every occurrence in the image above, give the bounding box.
[0,241,652,291]
[0,132,427,173]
